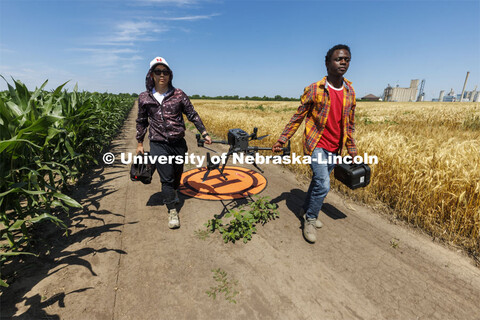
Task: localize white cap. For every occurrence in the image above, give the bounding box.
[149,57,170,69]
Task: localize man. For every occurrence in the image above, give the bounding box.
[272,44,358,243]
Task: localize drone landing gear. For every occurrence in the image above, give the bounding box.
[214,149,266,181]
[202,152,228,182]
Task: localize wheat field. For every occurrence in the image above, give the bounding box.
[191,99,480,257]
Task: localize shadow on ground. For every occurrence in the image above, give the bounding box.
[271,188,347,224]
[0,163,131,319]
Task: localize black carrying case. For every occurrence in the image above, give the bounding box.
[130,151,156,184]
[334,163,371,190]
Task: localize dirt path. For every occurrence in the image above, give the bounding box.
[2,102,480,320]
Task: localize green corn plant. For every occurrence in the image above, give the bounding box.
[0,77,135,287]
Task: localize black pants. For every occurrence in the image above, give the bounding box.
[150,139,187,210]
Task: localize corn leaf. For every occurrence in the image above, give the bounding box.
[52,193,82,208]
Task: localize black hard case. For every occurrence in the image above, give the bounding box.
[334,163,371,190]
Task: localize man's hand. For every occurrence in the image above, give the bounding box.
[272,141,284,153]
[136,143,144,155]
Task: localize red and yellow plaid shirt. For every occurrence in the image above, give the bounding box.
[277,76,358,156]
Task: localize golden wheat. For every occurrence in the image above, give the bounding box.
[192,99,480,257]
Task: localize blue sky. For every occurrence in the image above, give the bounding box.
[1,0,479,101]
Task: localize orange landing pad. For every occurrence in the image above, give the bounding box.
[179,166,267,200]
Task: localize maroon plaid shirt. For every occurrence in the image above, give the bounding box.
[277,77,358,156]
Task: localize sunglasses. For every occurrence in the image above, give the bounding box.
[153,69,171,76]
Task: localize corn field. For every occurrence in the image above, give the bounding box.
[0,78,135,287]
[191,99,480,258]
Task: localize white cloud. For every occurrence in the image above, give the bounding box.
[136,0,198,5]
[0,46,15,54]
[0,64,77,91]
[75,20,168,69]
[3,5,222,93]
[157,13,220,21]
[104,21,169,44]
[71,47,143,70]
[74,48,140,54]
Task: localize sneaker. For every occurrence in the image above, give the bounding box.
[303,218,317,243]
[168,208,180,229]
[314,218,324,229]
[300,208,323,229]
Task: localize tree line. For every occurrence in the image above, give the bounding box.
[188,94,300,101]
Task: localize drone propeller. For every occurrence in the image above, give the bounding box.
[249,127,269,141]
[256,134,269,140]
[251,127,258,140]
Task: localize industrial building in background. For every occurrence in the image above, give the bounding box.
[416,79,426,101]
[383,72,479,102]
[436,88,480,102]
[383,80,419,102]
[460,71,470,102]
[434,72,479,102]
[439,89,457,102]
[464,86,479,102]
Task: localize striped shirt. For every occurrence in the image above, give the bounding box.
[277,76,358,156]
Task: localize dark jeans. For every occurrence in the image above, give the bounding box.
[150,139,187,210]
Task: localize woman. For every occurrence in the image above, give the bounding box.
[136,57,212,229]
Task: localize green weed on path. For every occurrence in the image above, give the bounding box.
[205,268,239,304]
[205,196,279,244]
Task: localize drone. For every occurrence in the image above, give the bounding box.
[196,128,290,181]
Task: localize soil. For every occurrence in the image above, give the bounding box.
[2,101,480,320]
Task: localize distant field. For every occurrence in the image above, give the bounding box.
[191,99,480,258]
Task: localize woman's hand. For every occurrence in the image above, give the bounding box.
[202,131,212,145]
[136,143,144,155]
[204,135,212,145]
